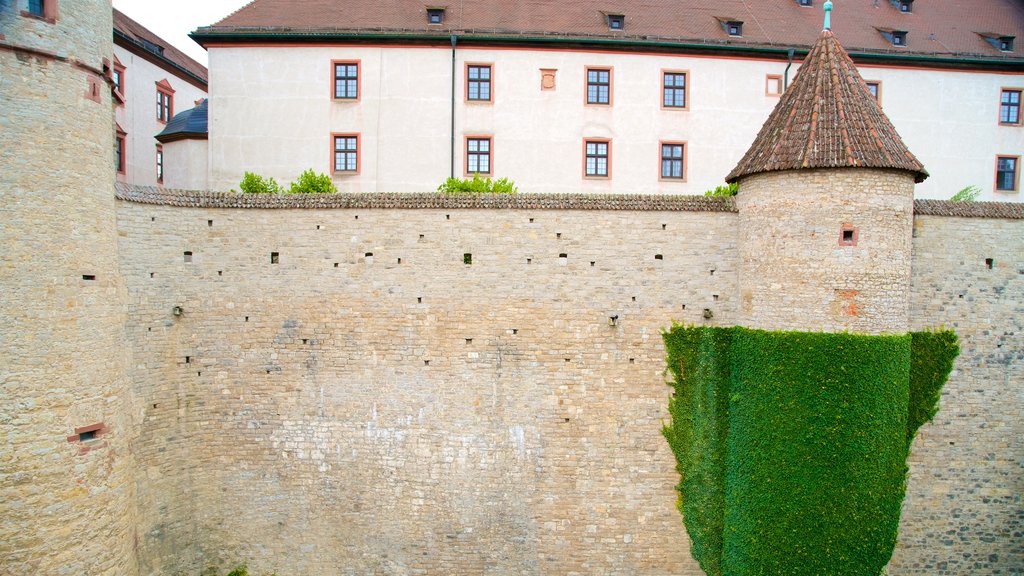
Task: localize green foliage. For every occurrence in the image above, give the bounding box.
[662,326,733,576]
[288,169,338,194]
[661,326,958,576]
[239,172,283,194]
[703,182,738,197]
[907,330,959,448]
[226,567,248,576]
[437,175,518,194]
[950,185,981,202]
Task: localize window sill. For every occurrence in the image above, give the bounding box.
[21,11,56,24]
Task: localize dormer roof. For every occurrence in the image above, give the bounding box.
[726,30,927,184]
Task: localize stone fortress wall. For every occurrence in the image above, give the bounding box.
[114,187,1022,576]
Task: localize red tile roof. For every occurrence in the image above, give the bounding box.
[114,8,208,86]
[727,30,927,183]
[196,0,1024,63]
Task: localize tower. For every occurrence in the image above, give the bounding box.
[727,25,928,336]
[0,1,137,574]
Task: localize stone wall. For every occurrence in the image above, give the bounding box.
[112,190,1021,575]
[737,168,916,334]
[0,2,137,575]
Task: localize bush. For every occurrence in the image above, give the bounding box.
[239,172,283,194]
[704,182,738,197]
[288,169,338,194]
[662,325,958,576]
[950,185,980,202]
[437,175,517,194]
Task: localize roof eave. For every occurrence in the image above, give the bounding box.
[114,29,209,89]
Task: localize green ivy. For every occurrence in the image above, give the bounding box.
[437,175,518,194]
[661,325,958,576]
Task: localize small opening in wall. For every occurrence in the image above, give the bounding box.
[958,294,964,299]
[681,304,686,310]
[655,254,663,260]
[218,271,222,276]
[151,217,156,222]
[418,297,423,303]
[148,327,152,332]
[208,220,213,227]
[465,338,473,344]
[245,316,249,322]
[398,258,402,264]
[271,252,279,264]
[985,258,994,269]
[629,358,635,364]
[197,371,202,376]
[563,417,570,423]
[527,258,532,264]
[590,261,595,267]
[82,275,96,281]
[843,229,855,242]
[150,273,155,278]
[424,360,430,366]
[334,262,339,268]
[632,296,636,302]
[79,430,97,442]
[710,269,716,276]
[302,339,308,345]
[446,214,450,220]
[419,234,425,241]
[185,356,191,363]
[464,253,472,265]
[713,294,719,301]
[556,233,562,239]
[354,215,359,220]
[365,252,373,258]
[512,328,518,334]
[565,358,571,362]
[840,225,858,246]
[152,403,158,409]
[316,225,321,230]
[184,251,193,262]
[662,224,667,230]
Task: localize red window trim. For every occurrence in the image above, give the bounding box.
[465,62,494,104]
[839,223,859,247]
[658,141,688,182]
[156,79,175,124]
[999,88,1022,126]
[584,66,613,107]
[583,138,612,179]
[331,133,361,176]
[995,154,1021,193]
[115,131,127,177]
[156,144,164,185]
[464,135,494,176]
[331,60,361,101]
[21,0,57,24]
[661,69,690,110]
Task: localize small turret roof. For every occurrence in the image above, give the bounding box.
[726,30,928,184]
[155,99,208,143]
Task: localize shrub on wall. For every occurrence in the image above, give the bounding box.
[949,185,980,202]
[662,325,958,576]
[703,183,738,197]
[288,169,338,194]
[239,172,283,194]
[437,175,518,194]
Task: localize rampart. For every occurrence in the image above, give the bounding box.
[115,186,1022,575]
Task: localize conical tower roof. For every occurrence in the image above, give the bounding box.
[726,30,927,184]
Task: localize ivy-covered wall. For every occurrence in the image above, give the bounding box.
[663,326,958,576]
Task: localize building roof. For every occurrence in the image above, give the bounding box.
[156,99,209,143]
[193,0,1024,66]
[726,29,927,184]
[114,8,209,88]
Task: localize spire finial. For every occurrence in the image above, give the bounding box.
[824,0,833,31]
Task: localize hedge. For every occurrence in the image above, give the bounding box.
[662,326,958,576]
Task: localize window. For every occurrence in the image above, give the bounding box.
[156,145,163,184]
[660,142,686,180]
[113,61,125,100]
[1000,89,1021,125]
[465,137,492,175]
[333,134,359,174]
[662,71,687,108]
[798,0,813,6]
[156,81,174,123]
[333,61,359,100]
[23,0,55,22]
[427,8,444,24]
[726,21,743,37]
[584,139,610,178]
[466,64,491,102]
[766,74,783,96]
[999,37,1015,52]
[607,14,624,30]
[586,68,611,105]
[996,156,1019,191]
[899,0,913,13]
[865,81,881,104]
[115,133,126,175]
[891,31,907,46]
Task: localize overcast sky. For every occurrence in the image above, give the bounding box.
[112,0,250,66]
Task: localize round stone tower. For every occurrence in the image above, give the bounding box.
[726,27,928,335]
[0,2,137,574]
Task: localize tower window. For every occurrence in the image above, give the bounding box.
[427,8,445,25]
[607,14,624,30]
[839,224,859,247]
[726,21,743,37]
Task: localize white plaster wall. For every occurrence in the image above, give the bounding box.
[206,45,1023,200]
[162,139,209,190]
[857,64,1024,202]
[114,45,207,187]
